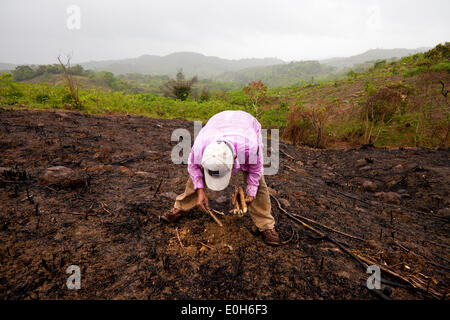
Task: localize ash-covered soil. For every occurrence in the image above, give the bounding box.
[0,107,449,300]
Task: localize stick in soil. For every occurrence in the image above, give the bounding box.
[153,179,163,198]
[199,241,214,250]
[212,209,225,216]
[238,187,247,213]
[206,208,223,227]
[233,188,241,215]
[361,283,392,300]
[175,228,184,248]
[271,193,445,299]
[232,187,237,206]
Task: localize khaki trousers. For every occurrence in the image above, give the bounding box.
[174,172,275,231]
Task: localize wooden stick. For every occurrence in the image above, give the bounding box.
[152,179,163,198]
[232,187,238,206]
[394,240,450,271]
[199,241,214,250]
[238,186,247,213]
[100,202,113,215]
[290,212,365,242]
[206,209,223,227]
[175,227,184,248]
[271,194,324,236]
[233,191,241,214]
[212,209,225,216]
[270,194,444,299]
[279,148,295,161]
[353,251,442,298]
[361,283,392,300]
[271,194,364,241]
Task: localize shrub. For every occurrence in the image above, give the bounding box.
[362,87,403,143]
[35,93,50,103]
[0,74,24,104]
[243,80,267,119]
[282,105,314,146]
[199,88,210,102]
[364,79,377,96]
[430,61,450,72]
[12,65,36,81]
[347,69,357,78]
[423,42,450,63]
[403,67,426,77]
[374,60,386,69]
[162,70,198,101]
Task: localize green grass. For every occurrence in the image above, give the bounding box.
[0,73,257,124]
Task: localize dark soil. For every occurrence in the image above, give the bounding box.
[0,107,449,300]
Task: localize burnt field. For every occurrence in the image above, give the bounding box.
[0,107,449,300]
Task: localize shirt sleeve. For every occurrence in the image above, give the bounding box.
[245,128,264,198]
[187,142,204,190]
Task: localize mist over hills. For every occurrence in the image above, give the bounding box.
[80,52,284,78]
[1,47,431,87]
[79,47,433,84]
[0,62,17,70]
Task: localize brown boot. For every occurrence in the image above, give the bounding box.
[261,228,281,246]
[160,207,187,223]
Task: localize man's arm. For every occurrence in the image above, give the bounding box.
[187,143,205,190]
[187,146,212,213]
[246,150,263,198]
[246,129,264,198]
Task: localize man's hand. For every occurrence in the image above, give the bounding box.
[245,195,255,204]
[196,188,210,213]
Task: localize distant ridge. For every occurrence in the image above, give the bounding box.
[0,62,17,70]
[80,52,284,78]
[0,47,431,81]
[320,47,430,69]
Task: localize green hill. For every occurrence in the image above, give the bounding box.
[80,52,284,79]
[214,61,336,87]
[321,47,430,69]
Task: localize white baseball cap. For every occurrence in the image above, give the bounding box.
[202,141,234,191]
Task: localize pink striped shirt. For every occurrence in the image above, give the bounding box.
[187,110,263,197]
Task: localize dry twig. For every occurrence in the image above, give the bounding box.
[175,228,184,248]
[206,209,223,227]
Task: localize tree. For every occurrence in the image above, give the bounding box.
[162,69,197,101]
[243,80,267,119]
[199,88,210,102]
[362,87,402,144]
[68,64,85,76]
[12,65,36,81]
[347,69,357,79]
[58,55,82,110]
[282,99,336,148]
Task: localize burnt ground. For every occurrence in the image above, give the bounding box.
[0,107,449,300]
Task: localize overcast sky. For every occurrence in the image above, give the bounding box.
[0,0,449,64]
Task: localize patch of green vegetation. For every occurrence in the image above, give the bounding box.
[0,73,252,123]
[430,61,450,72]
[0,74,24,104]
[364,78,377,96]
[1,43,449,149]
[403,66,427,77]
